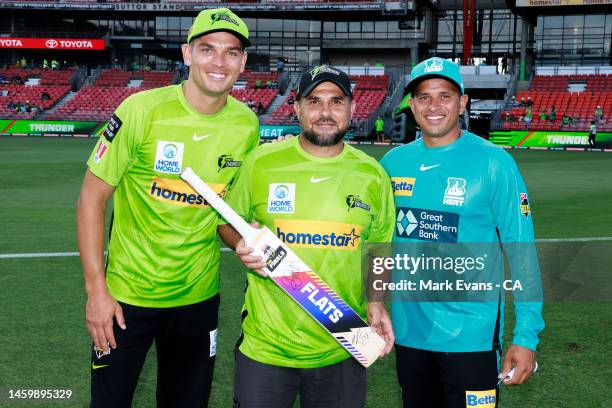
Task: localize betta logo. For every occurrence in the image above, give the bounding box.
[211,12,239,26]
[345,195,371,212]
[217,155,241,171]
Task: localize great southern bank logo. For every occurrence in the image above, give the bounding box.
[154,141,184,174]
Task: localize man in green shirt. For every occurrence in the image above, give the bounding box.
[77,8,259,407]
[375,114,385,142]
[539,109,547,122]
[562,113,570,127]
[219,66,395,407]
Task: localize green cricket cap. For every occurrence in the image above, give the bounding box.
[405,57,465,95]
[188,8,251,47]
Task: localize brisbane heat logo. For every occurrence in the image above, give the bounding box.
[275,220,362,250]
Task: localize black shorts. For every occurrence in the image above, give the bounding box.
[233,350,366,408]
[90,294,220,408]
[395,344,500,408]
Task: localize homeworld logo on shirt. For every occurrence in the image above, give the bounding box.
[154,141,184,174]
[275,220,363,250]
[268,183,296,214]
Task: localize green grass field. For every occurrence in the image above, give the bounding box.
[0,137,611,407]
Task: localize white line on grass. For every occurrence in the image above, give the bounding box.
[0,247,233,259]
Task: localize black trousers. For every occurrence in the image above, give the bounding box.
[395,344,500,408]
[233,350,366,408]
[91,295,220,408]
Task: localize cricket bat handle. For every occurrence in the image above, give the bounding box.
[181,167,258,241]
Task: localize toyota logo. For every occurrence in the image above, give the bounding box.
[45,39,58,48]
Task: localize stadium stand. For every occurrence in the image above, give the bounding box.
[230,88,277,113]
[36,67,279,121]
[0,84,70,119]
[45,86,140,121]
[497,74,611,132]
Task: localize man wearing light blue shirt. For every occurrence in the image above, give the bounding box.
[381,57,544,408]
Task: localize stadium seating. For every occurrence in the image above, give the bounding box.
[45,86,140,121]
[230,88,277,113]
[498,74,611,132]
[239,70,279,89]
[0,85,70,119]
[0,67,75,86]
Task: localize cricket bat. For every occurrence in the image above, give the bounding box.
[180,167,386,368]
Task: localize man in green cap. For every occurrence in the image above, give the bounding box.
[77,7,258,407]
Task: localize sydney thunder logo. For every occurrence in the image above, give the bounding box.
[309,65,340,80]
[217,155,242,171]
[211,11,239,26]
[346,195,371,212]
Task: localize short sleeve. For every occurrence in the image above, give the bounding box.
[367,167,395,243]
[86,97,145,187]
[224,151,256,223]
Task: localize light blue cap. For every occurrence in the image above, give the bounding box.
[406,57,465,95]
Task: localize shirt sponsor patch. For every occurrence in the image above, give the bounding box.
[93,141,108,163]
[520,192,531,218]
[217,154,241,171]
[391,177,415,196]
[274,220,363,250]
[345,195,371,211]
[209,328,218,357]
[395,207,458,242]
[465,389,496,407]
[268,183,296,214]
[103,113,122,143]
[154,141,184,174]
[149,177,226,208]
[443,177,466,207]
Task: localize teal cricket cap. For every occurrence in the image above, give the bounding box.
[405,57,464,95]
[188,8,251,47]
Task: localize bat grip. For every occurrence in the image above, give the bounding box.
[180,167,258,241]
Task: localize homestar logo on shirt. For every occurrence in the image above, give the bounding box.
[268,183,296,214]
[148,177,226,208]
[275,220,363,250]
[154,141,184,174]
[443,177,466,207]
